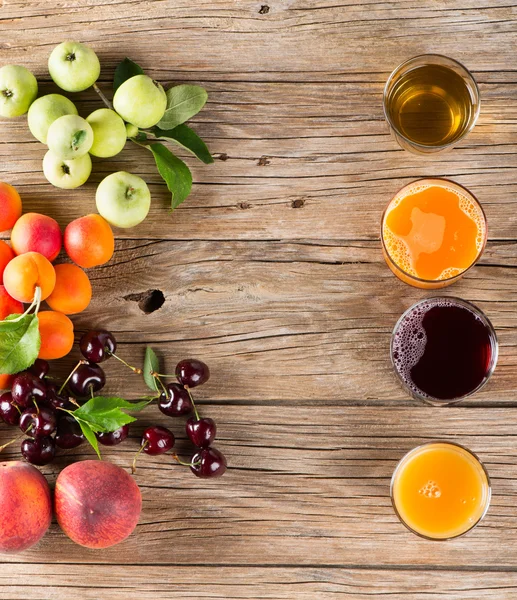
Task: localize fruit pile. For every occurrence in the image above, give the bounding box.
[0,41,224,553]
[0,40,212,223]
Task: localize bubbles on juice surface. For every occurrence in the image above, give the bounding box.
[392,298,457,398]
[418,480,441,498]
[382,181,485,281]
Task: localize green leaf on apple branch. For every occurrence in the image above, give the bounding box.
[73,396,145,433]
[71,129,87,151]
[143,346,160,392]
[148,143,192,210]
[157,85,208,130]
[0,314,40,375]
[153,124,214,165]
[78,421,101,460]
[113,57,144,92]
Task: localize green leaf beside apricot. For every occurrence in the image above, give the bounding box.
[0,314,40,375]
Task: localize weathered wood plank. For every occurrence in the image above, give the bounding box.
[0,407,515,568]
[2,565,517,599]
[32,238,517,405]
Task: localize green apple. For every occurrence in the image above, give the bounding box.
[86,108,127,158]
[48,41,100,92]
[43,150,92,189]
[125,123,138,139]
[96,171,151,228]
[47,114,94,159]
[0,65,38,117]
[27,93,78,143]
[113,75,166,129]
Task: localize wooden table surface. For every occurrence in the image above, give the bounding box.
[1,0,517,598]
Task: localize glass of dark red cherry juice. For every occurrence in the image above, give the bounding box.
[391,297,498,404]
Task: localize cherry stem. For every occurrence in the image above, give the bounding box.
[172,453,201,468]
[108,352,142,374]
[93,82,113,110]
[0,426,32,452]
[59,360,86,395]
[131,441,148,474]
[185,386,200,421]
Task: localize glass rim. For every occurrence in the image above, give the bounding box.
[390,296,498,405]
[380,177,488,285]
[383,53,481,151]
[390,440,492,541]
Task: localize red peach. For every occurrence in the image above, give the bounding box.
[0,241,15,284]
[55,460,141,549]
[0,284,23,320]
[11,213,62,262]
[0,461,52,552]
[0,183,22,233]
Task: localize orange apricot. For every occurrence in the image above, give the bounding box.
[0,241,15,284]
[0,182,22,233]
[64,214,114,268]
[46,264,92,315]
[37,311,74,360]
[3,252,56,303]
[11,213,62,262]
[0,374,14,390]
[0,284,23,320]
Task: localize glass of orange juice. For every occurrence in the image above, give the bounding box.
[381,178,487,289]
[391,441,491,540]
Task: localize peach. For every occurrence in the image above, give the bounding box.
[3,251,56,302]
[37,311,74,360]
[0,182,22,233]
[0,461,51,552]
[11,213,62,262]
[0,241,15,284]
[46,263,92,315]
[55,460,141,549]
[64,214,114,268]
[0,285,23,320]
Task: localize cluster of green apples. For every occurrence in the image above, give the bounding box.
[0,41,170,229]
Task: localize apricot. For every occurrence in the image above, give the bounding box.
[0,285,23,320]
[0,374,14,390]
[64,214,114,268]
[0,461,52,552]
[0,182,22,233]
[46,264,92,315]
[55,460,141,549]
[0,241,15,283]
[3,252,56,302]
[11,213,62,262]
[37,311,74,360]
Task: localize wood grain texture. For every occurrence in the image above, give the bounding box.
[1,0,517,598]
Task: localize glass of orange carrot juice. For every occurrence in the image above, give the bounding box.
[381,178,487,289]
[391,441,491,540]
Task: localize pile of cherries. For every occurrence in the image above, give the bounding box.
[0,329,227,478]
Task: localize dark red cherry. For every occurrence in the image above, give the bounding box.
[45,383,74,410]
[175,359,210,388]
[96,424,129,446]
[141,426,175,455]
[158,383,192,417]
[186,417,216,448]
[19,406,57,438]
[21,436,55,466]
[190,447,227,478]
[11,372,46,408]
[79,330,117,363]
[28,359,49,380]
[55,414,85,449]
[0,392,20,426]
[67,362,106,397]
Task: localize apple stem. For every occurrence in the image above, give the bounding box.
[93,82,113,110]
